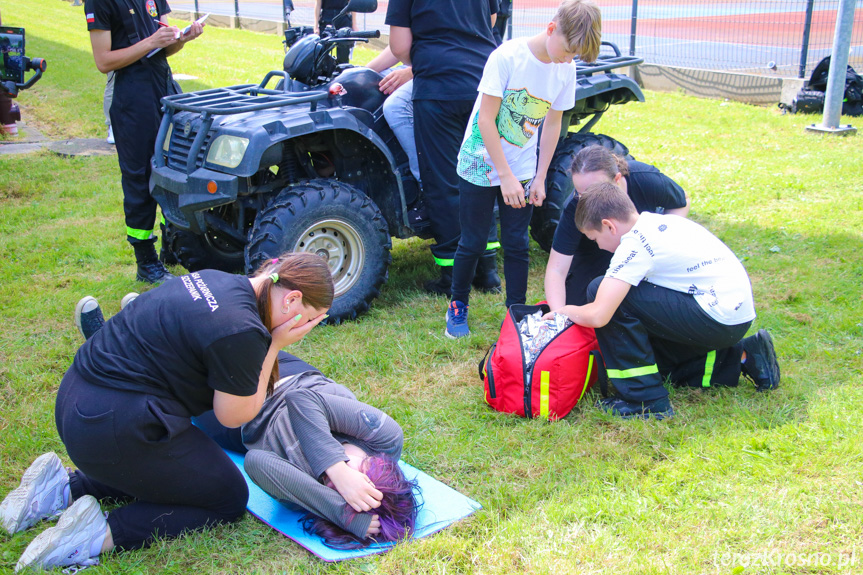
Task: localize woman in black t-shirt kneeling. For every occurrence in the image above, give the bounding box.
[2,253,333,572]
[544,145,691,307]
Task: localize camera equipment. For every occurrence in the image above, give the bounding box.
[1,26,47,98]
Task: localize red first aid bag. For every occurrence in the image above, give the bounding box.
[479,304,602,421]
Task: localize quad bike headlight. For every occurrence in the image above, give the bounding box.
[207,135,250,169]
[163,123,173,152]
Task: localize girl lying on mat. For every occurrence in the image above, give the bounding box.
[196,356,421,548]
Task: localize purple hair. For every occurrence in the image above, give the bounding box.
[302,455,421,549]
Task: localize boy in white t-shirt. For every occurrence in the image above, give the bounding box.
[550,182,780,419]
[445,0,602,338]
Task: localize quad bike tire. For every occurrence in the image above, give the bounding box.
[530,132,632,252]
[245,179,392,324]
[165,221,246,274]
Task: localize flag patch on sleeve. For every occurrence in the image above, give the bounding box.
[86,13,95,23]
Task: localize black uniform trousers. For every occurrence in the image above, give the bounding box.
[566,249,614,306]
[110,60,172,244]
[413,98,498,266]
[586,277,749,403]
[55,365,248,550]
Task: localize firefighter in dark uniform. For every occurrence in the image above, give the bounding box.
[84,0,204,283]
[315,0,356,65]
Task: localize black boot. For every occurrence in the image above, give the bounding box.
[423,265,453,297]
[159,222,179,266]
[472,253,502,294]
[134,240,175,285]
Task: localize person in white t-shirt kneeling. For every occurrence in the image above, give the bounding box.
[547,181,780,420]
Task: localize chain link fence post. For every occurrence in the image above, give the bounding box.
[807,0,857,134]
[798,0,815,78]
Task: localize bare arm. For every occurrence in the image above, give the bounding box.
[366,45,400,72]
[314,0,323,32]
[477,94,526,208]
[666,193,690,217]
[212,313,326,428]
[389,25,413,65]
[551,277,631,328]
[544,248,573,310]
[89,27,178,74]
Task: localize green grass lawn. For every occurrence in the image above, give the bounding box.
[2,0,863,573]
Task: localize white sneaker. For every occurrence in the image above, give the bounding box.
[120,292,139,310]
[106,125,114,144]
[15,495,106,573]
[0,453,69,535]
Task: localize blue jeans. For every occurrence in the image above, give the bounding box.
[382,79,420,183]
[451,178,533,307]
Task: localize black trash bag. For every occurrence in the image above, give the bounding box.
[794,56,863,116]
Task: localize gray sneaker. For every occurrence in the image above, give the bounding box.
[120,292,139,310]
[0,452,69,535]
[15,495,106,573]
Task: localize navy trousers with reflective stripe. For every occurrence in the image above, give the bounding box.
[587,277,750,403]
[111,64,169,243]
[413,99,497,265]
[56,366,248,550]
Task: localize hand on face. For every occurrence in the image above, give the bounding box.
[270,291,328,348]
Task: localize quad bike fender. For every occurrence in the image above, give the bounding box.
[151,164,239,233]
[257,109,411,233]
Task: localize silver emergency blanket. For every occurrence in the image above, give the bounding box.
[518,310,573,373]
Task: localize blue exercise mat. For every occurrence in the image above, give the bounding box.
[224,450,482,561]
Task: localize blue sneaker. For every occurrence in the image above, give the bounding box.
[74,297,104,341]
[445,300,470,339]
[597,396,674,420]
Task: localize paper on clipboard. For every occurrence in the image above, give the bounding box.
[146,14,208,58]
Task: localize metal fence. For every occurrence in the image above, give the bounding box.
[171,0,862,79]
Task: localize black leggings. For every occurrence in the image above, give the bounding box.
[55,366,248,551]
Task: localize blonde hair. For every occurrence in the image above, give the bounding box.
[554,0,602,63]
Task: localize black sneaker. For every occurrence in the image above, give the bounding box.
[472,255,502,294]
[74,297,104,340]
[423,266,453,297]
[136,260,174,285]
[596,395,675,420]
[741,329,780,391]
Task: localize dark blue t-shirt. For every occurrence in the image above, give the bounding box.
[73,270,271,416]
[552,160,687,256]
[385,0,500,101]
